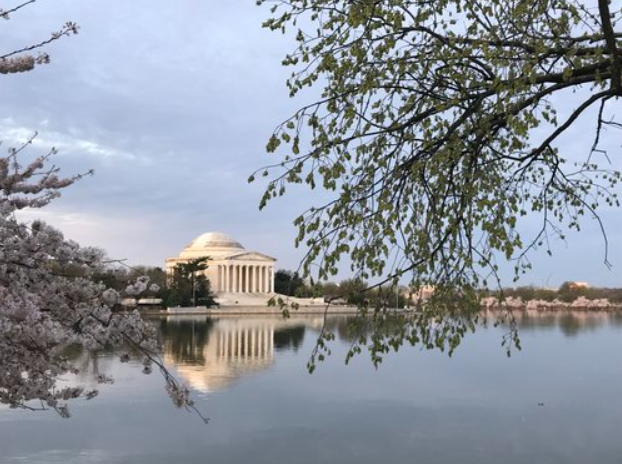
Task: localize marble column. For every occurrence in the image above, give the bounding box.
[228,264,233,292]
[262,267,266,293]
[231,264,234,293]
[241,266,245,293]
[229,265,233,293]
[270,267,275,293]
[233,264,238,293]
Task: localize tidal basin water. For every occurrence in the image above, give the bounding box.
[3,311,622,464]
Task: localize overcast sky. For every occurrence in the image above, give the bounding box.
[2,0,621,288]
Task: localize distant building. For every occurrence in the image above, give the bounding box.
[120,298,163,308]
[417,285,436,300]
[137,298,163,307]
[166,231,276,295]
[403,285,435,302]
[567,281,589,290]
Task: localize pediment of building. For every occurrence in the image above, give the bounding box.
[224,251,276,262]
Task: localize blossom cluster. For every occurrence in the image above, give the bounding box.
[0,139,190,415]
[0,53,49,75]
[0,19,78,75]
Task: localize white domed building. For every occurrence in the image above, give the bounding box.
[166,232,276,295]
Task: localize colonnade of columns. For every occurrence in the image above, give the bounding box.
[217,263,275,294]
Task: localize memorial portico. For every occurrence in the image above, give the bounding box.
[216,261,275,294]
[166,232,276,295]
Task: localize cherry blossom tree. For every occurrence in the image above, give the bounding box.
[0,1,198,419]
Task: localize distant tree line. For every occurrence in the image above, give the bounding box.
[276,269,622,307]
[493,283,622,304]
[274,269,409,308]
[94,263,621,309]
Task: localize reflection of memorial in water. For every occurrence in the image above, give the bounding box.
[162,316,324,393]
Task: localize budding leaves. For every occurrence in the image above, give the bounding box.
[255,0,620,362]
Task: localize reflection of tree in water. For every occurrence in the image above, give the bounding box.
[515,312,558,332]
[498,310,614,338]
[557,313,583,337]
[322,316,363,342]
[160,317,213,365]
[273,326,305,352]
[606,312,622,327]
[57,344,117,389]
[557,313,603,337]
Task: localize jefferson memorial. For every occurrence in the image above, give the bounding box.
[166,232,276,295]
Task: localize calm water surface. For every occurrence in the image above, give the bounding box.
[2,311,622,464]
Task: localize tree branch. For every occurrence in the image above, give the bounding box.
[598,0,621,92]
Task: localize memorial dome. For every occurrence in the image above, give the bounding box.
[186,232,245,252]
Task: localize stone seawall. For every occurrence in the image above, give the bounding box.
[142,305,360,316]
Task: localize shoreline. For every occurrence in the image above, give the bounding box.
[483,305,622,312]
[141,303,622,317]
[141,305,361,316]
